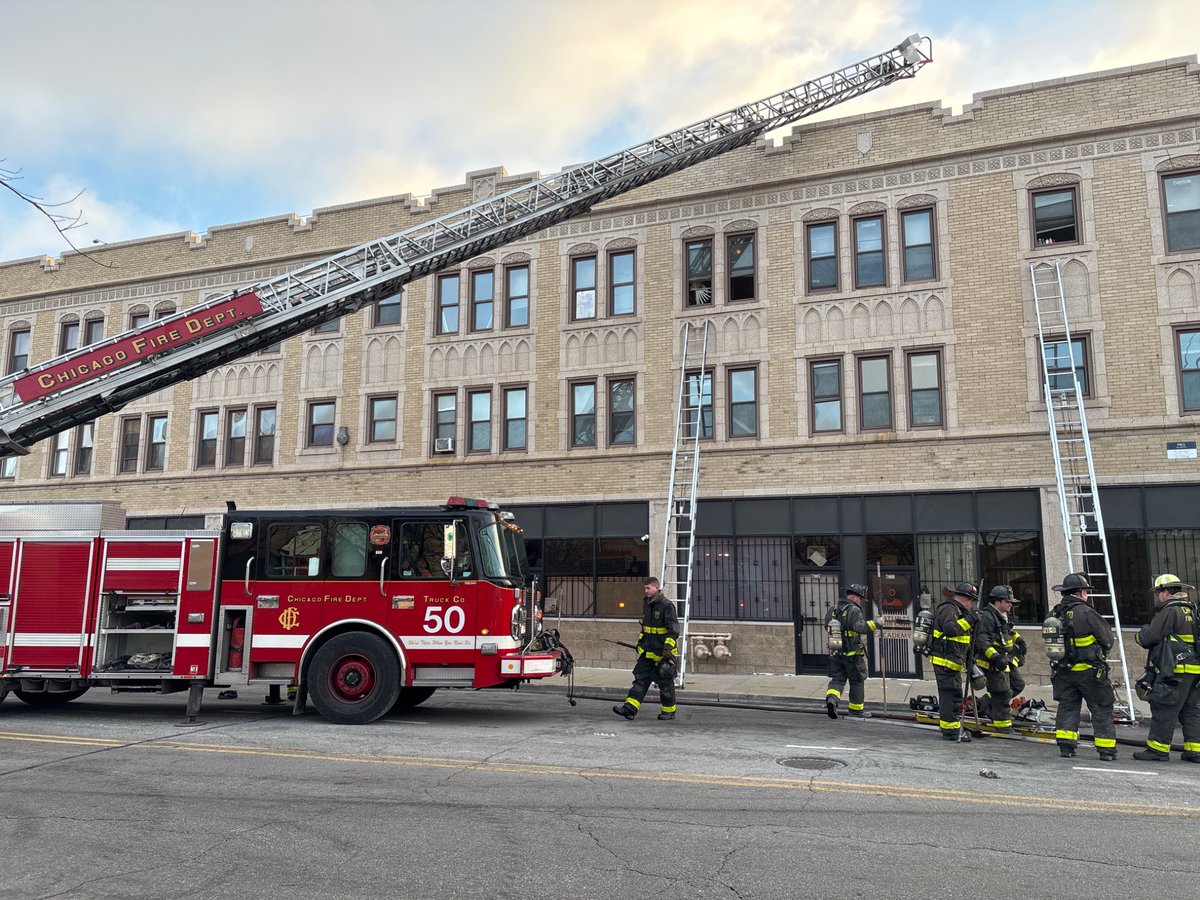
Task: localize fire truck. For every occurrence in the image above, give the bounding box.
[0,498,564,724]
[0,37,931,723]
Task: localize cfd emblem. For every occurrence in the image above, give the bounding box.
[278,607,301,631]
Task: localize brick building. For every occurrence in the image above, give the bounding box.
[2,55,1199,679]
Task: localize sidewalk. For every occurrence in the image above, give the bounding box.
[527,666,1160,749]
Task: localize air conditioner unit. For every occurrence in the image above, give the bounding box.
[434,437,455,453]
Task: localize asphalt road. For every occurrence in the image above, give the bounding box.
[1,687,1198,899]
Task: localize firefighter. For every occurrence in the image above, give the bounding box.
[974,585,1023,733]
[613,576,680,721]
[825,583,880,719]
[1131,574,1200,762]
[930,582,980,742]
[1047,573,1118,760]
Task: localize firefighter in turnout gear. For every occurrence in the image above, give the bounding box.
[1048,573,1118,760]
[931,582,980,742]
[614,577,681,721]
[974,585,1025,734]
[1132,574,1200,762]
[825,583,880,719]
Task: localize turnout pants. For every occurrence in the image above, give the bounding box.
[1052,667,1116,754]
[1145,672,1200,755]
[983,669,1016,730]
[620,656,676,716]
[934,665,964,736]
[826,654,868,711]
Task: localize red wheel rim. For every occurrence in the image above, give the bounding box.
[329,654,376,703]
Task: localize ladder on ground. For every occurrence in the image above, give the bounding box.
[661,320,712,686]
[1030,260,1137,723]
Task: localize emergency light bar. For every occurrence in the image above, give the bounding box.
[446,497,493,509]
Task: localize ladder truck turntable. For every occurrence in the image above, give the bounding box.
[0,37,932,724]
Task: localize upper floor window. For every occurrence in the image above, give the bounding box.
[572,256,597,320]
[0,457,16,479]
[130,311,150,330]
[609,251,635,316]
[313,317,340,335]
[375,290,402,327]
[74,423,94,476]
[1043,336,1089,397]
[437,274,460,335]
[145,415,168,471]
[434,393,457,451]
[369,396,397,443]
[197,411,218,468]
[504,386,527,451]
[571,381,597,447]
[684,371,714,439]
[811,360,843,433]
[727,233,756,302]
[59,321,80,355]
[254,406,277,464]
[119,417,141,474]
[807,222,838,292]
[225,408,247,467]
[1032,187,1078,246]
[685,238,713,306]
[1177,328,1200,412]
[852,216,885,288]
[469,390,492,452]
[471,270,494,332]
[907,350,943,428]
[728,367,758,437]
[50,431,70,477]
[1163,172,1200,252]
[505,265,529,328]
[7,328,30,373]
[858,356,892,430]
[307,400,335,447]
[609,377,635,445]
[84,317,105,346]
[901,208,936,281]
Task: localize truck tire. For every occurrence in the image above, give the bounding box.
[391,686,437,711]
[14,687,90,706]
[308,632,401,725]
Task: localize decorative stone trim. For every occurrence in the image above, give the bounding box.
[847,201,887,215]
[1157,154,1200,172]
[681,225,715,240]
[802,207,839,222]
[897,194,937,209]
[1028,173,1082,189]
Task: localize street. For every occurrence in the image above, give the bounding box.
[1,687,1198,899]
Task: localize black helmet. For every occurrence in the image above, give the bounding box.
[844,583,869,599]
[1052,573,1092,595]
[950,582,979,601]
[656,657,677,681]
[987,585,1014,603]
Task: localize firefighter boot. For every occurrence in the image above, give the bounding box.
[1132,747,1170,762]
[1058,742,1076,758]
[1180,751,1200,763]
[825,696,839,719]
[1098,750,1118,762]
[612,704,637,720]
[657,710,676,720]
[847,709,872,719]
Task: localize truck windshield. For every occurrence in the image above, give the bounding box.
[477,517,529,583]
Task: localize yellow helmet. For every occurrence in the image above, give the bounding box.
[1153,574,1193,593]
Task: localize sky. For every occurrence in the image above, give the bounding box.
[1,0,1196,264]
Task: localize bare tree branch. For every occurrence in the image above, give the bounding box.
[0,160,114,268]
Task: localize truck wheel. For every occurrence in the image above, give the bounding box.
[391,686,437,711]
[308,632,401,725]
[14,687,90,706]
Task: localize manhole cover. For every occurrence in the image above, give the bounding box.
[778,756,846,771]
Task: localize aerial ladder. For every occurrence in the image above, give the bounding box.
[0,35,931,458]
[1030,260,1138,723]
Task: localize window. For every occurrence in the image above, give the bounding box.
[504,387,527,450]
[1177,329,1200,412]
[74,424,93,475]
[437,274,460,335]
[728,368,758,437]
[307,401,335,447]
[571,382,596,447]
[468,390,491,452]
[1032,187,1078,246]
[145,415,168,471]
[471,270,494,331]
[901,208,935,281]
[369,396,397,443]
[59,321,80,354]
[375,289,402,326]
[811,360,842,433]
[727,233,756,301]
[609,250,635,316]
[154,304,175,321]
[434,392,457,448]
[685,238,713,306]
[313,317,340,335]
[609,378,635,445]
[1164,172,1200,252]
[84,318,104,346]
[267,522,323,578]
[399,521,468,580]
[907,350,943,427]
[130,311,150,330]
[50,431,69,476]
[197,411,218,468]
[572,256,597,320]
[225,408,247,466]
[7,329,30,373]
[852,215,885,288]
[505,265,529,328]
[1043,337,1089,397]
[119,418,141,473]
[254,406,277,464]
[807,222,838,291]
[858,356,892,430]
[684,371,713,439]
[1,457,16,479]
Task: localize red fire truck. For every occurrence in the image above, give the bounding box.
[0,498,569,724]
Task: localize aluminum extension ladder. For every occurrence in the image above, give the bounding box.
[1030,261,1138,723]
[661,320,712,686]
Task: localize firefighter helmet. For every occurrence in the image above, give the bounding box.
[844,583,869,599]
[987,585,1014,603]
[656,657,677,681]
[1152,573,1193,593]
[1052,573,1092,595]
[949,582,979,601]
